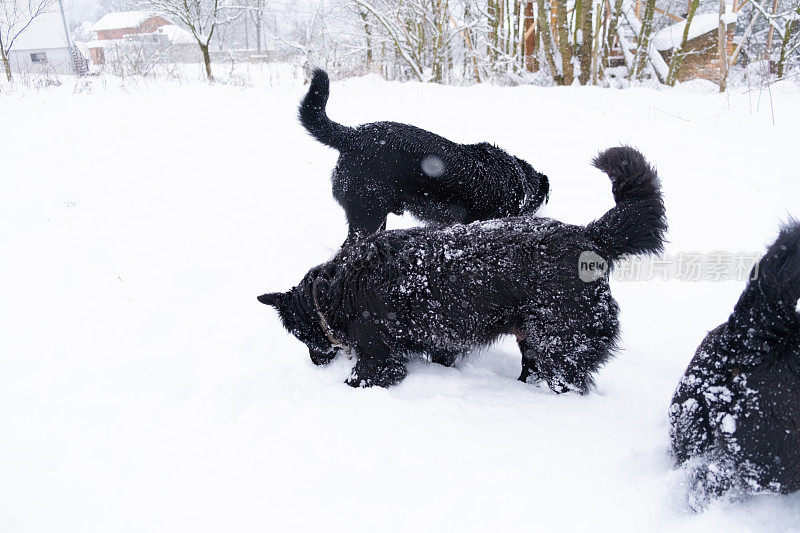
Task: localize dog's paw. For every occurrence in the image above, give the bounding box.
[309,348,336,366]
[546,378,592,395]
[345,376,371,388]
[518,371,542,385]
[346,361,407,388]
[547,379,570,394]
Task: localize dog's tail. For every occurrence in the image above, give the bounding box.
[298,69,355,150]
[586,146,667,263]
[728,219,800,352]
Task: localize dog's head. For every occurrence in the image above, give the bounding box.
[515,156,550,208]
[257,274,338,366]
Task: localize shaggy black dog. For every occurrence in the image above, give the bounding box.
[258,146,666,393]
[299,69,550,243]
[669,220,800,510]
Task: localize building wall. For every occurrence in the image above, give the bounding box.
[96,16,169,40]
[139,17,170,34]
[660,24,736,83]
[8,47,74,75]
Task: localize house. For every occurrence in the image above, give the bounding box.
[91,11,170,41]
[87,11,194,66]
[653,11,738,83]
[7,11,85,75]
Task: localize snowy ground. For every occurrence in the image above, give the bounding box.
[1,75,799,532]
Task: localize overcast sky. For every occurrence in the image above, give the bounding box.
[63,0,104,26]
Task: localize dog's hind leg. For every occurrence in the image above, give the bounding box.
[516,336,541,384]
[685,457,738,511]
[428,348,459,367]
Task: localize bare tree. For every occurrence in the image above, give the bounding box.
[764,0,780,59]
[537,0,558,78]
[139,0,241,80]
[246,0,268,53]
[632,0,656,79]
[665,0,698,85]
[555,0,572,84]
[717,0,727,91]
[214,0,795,87]
[0,0,55,81]
[602,0,623,75]
[578,0,593,84]
[776,2,800,78]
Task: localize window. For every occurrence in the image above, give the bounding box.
[30,52,48,63]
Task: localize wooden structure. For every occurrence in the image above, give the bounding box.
[610,0,741,84]
[656,20,737,83]
[518,0,743,85]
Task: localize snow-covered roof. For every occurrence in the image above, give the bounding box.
[85,24,194,48]
[85,39,112,48]
[92,11,154,32]
[155,24,195,44]
[13,11,69,50]
[652,11,738,51]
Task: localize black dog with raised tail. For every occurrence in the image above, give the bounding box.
[259,146,666,393]
[299,69,550,243]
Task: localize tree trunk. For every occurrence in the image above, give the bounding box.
[764,0,779,60]
[0,34,10,82]
[591,0,604,83]
[244,15,249,50]
[537,0,559,80]
[488,0,499,58]
[556,0,572,84]
[498,0,506,55]
[462,2,482,81]
[666,0,698,85]
[602,0,623,73]
[717,0,727,91]
[255,12,262,53]
[514,0,522,61]
[776,4,799,78]
[359,9,373,68]
[579,0,593,84]
[199,42,213,81]
[523,0,537,71]
[632,0,655,79]
[1,49,11,81]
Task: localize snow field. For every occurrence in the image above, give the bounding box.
[1,75,799,532]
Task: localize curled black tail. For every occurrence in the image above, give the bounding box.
[729,219,800,348]
[298,69,354,150]
[586,146,667,263]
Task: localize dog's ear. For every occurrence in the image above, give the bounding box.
[257,292,287,308]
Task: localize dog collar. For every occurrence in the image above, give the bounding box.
[311,278,350,353]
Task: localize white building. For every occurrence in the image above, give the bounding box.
[7,11,83,75]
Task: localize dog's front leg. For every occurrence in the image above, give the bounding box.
[345,345,407,388]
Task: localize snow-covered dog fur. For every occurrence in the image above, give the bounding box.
[669,220,800,510]
[258,146,665,392]
[299,69,550,243]
[258,147,666,393]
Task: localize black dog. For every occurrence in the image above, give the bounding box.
[258,146,665,393]
[299,69,550,243]
[669,220,800,509]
